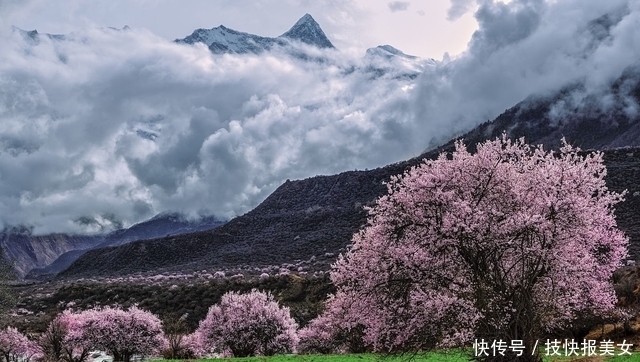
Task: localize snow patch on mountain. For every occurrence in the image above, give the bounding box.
[364,45,436,78]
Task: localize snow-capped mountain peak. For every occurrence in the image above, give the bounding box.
[279,13,334,48]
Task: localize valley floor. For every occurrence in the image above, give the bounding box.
[1,273,335,333]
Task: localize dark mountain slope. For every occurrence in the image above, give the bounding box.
[24,214,224,279]
[57,163,414,279]
[603,149,640,258]
[441,64,640,153]
[58,146,640,280]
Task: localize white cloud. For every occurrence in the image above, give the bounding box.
[447,0,475,20]
[409,0,638,147]
[0,26,427,234]
[388,1,410,12]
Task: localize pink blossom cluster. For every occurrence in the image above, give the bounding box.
[73,260,328,285]
[297,294,367,354]
[0,327,40,362]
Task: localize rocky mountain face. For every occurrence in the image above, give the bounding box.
[177,25,278,54]
[14,15,432,80]
[2,214,224,279]
[0,230,102,278]
[175,13,333,54]
[11,26,66,44]
[365,45,417,59]
[174,13,437,77]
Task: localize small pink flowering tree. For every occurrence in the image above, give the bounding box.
[173,333,203,359]
[297,314,340,354]
[161,315,196,359]
[195,289,298,357]
[39,310,94,362]
[297,294,367,354]
[0,327,39,362]
[329,136,628,361]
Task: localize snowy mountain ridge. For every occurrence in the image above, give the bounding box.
[12,15,435,75]
[175,13,334,54]
[173,13,436,77]
[365,45,417,59]
[11,25,66,44]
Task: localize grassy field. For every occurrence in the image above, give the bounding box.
[158,350,640,362]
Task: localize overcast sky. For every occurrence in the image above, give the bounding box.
[0,0,638,234]
[3,0,479,59]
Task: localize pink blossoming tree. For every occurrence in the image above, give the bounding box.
[0,327,39,362]
[195,289,298,357]
[329,137,628,361]
[41,306,165,362]
[81,306,165,362]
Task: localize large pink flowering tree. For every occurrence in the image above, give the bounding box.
[195,289,298,357]
[329,137,628,361]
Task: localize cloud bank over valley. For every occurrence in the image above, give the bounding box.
[0,0,638,234]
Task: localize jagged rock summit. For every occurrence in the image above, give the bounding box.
[175,13,334,54]
[11,26,65,43]
[363,44,436,79]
